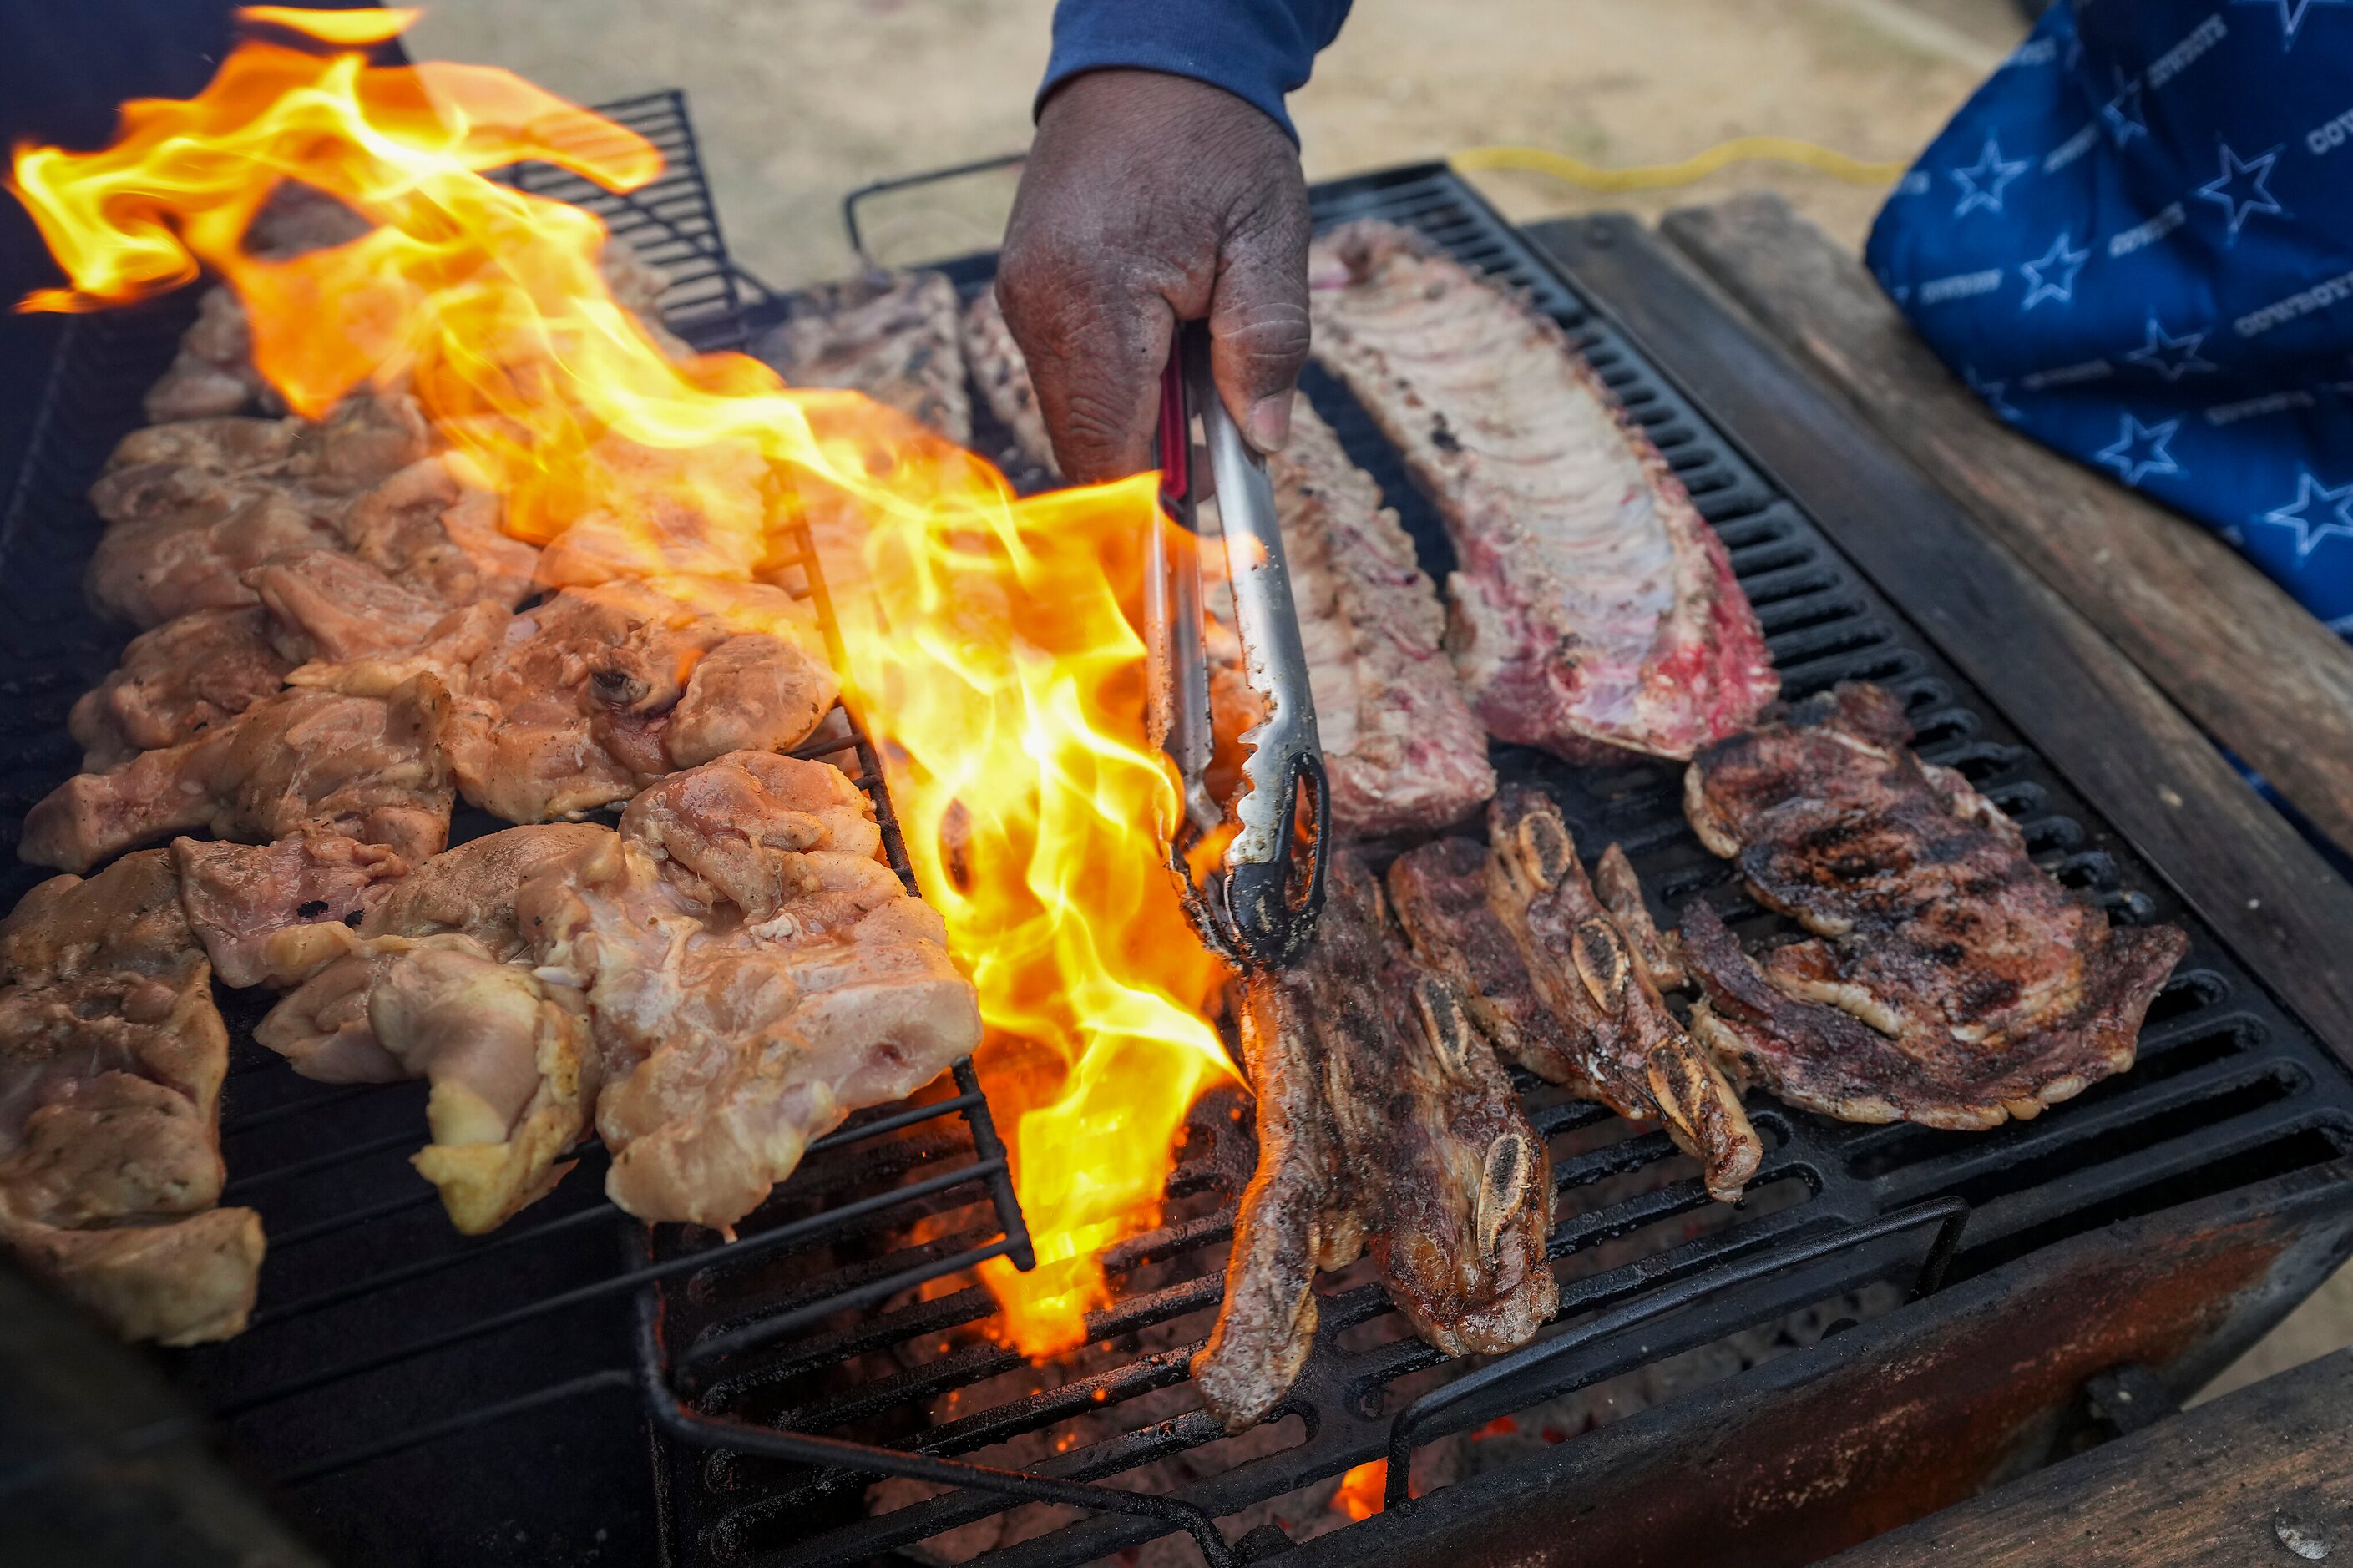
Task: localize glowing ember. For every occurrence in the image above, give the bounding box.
[9,6,1235,1357]
[1333,1459,1387,1521]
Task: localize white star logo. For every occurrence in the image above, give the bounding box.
[1951,138,2030,217]
[2198,143,2286,239]
[1964,365,2022,422]
[2123,317,2217,382]
[2256,472,2353,561]
[2097,415,2183,488]
[2102,73,2147,145]
[2020,231,2091,309]
[2234,0,2353,47]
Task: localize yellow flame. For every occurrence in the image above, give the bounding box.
[8,10,1234,1357]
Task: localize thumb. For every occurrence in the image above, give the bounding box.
[1206,198,1313,455]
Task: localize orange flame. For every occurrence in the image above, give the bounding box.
[1333,1459,1387,1521]
[8,8,1235,1357]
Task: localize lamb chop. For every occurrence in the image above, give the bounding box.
[0,852,263,1344]
[1200,395,1495,837]
[754,270,972,446]
[1306,220,1777,762]
[256,928,591,1233]
[1193,852,1554,1432]
[438,579,837,822]
[68,606,294,771]
[1387,798,1759,1204]
[959,289,1059,480]
[19,679,453,873]
[1679,683,2189,1130]
[1484,788,1759,1201]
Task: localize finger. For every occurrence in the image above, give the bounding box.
[994,239,1174,486]
[1206,176,1313,455]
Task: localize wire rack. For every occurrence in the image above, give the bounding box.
[0,91,1034,1562]
[645,163,2353,1568]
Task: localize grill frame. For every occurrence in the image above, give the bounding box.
[4,99,2351,1567]
[654,164,2353,1568]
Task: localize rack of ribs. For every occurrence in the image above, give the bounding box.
[1305,219,1778,762]
[1201,394,1497,838]
[1387,791,1761,1204]
[1679,684,2189,1130]
[1192,851,1554,1432]
[754,270,973,447]
[0,852,264,1343]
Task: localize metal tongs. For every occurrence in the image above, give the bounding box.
[1146,320,1328,969]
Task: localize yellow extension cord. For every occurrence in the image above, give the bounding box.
[1450,136,1910,193]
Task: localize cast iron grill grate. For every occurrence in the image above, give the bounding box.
[0,91,1027,1563]
[654,164,2353,1568]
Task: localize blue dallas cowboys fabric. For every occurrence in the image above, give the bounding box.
[1865,1,2353,633]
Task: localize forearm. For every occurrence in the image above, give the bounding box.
[1037,0,1353,143]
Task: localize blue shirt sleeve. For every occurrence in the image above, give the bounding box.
[1038,0,1353,144]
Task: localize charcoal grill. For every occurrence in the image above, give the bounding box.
[4,94,2353,1568]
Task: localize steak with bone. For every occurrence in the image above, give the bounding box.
[1305,219,1777,761]
[1193,851,1554,1432]
[754,270,972,446]
[19,678,453,873]
[0,852,263,1343]
[1385,792,1760,1204]
[1679,683,2189,1129]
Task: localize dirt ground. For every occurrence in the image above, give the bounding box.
[407,0,2352,1404]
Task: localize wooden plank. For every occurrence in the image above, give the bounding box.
[1656,191,2353,861]
[1521,212,2353,1060]
[1820,1348,2353,1565]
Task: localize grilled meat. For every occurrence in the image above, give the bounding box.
[174,833,410,989]
[755,270,972,446]
[68,606,293,771]
[1387,836,1587,1086]
[86,396,435,627]
[351,822,612,962]
[1203,396,1495,837]
[518,753,980,1229]
[249,547,510,695]
[959,288,1059,480]
[331,456,541,611]
[1679,683,2189,1129]
[1306,220,1776,761]
[20,680,453,873]
[1594,841,1686,990]
[1484,788,1759,1201]
[437,579,837,822]
[0,852,262,1343]
[258,929,591,1233]
[1194,852,1553,1432]
[1389,802,1758,1201]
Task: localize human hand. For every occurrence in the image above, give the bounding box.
[994,69,1312,484]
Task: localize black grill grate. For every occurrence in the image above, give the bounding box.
[651,165,2353,1568]
[0,92,1027,1565]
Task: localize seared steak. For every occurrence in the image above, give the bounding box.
[1306,220,1777,761]
[1193,851,1553,1432]
[1680,684,2189,1129]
